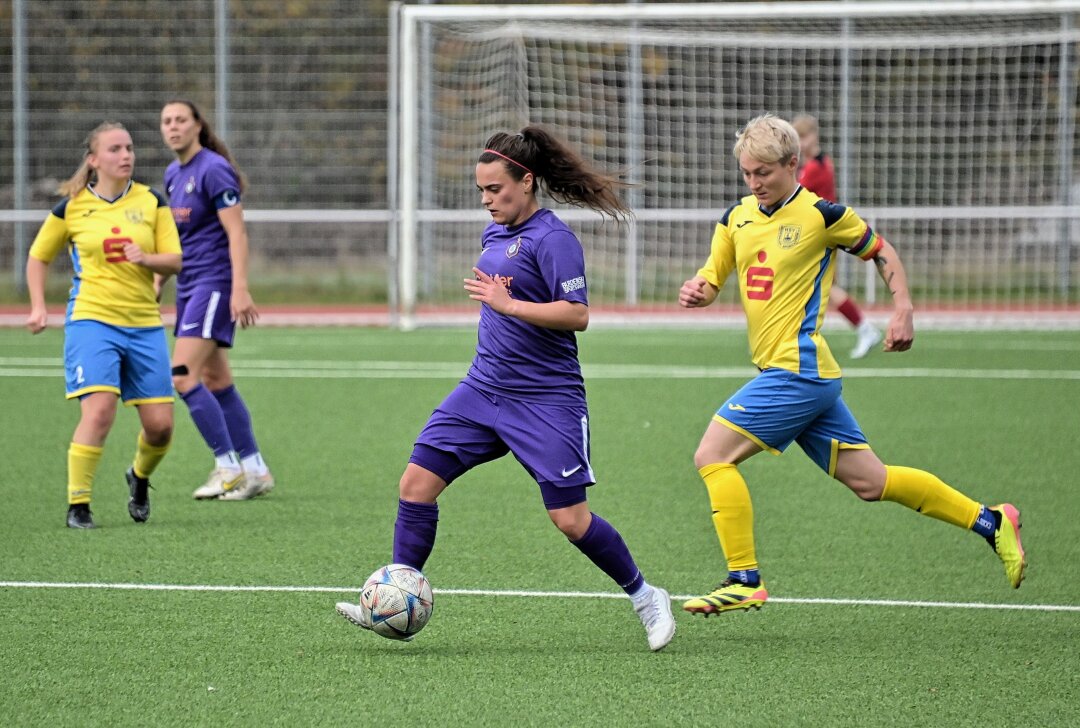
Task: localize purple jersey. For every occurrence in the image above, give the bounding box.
[465,208,588,405]
[163,148,241,294]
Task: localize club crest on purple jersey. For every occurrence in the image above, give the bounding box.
[506,237,522,258]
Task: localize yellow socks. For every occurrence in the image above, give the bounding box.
[881,465,981,529]
[700,463,758,572]
[132,432,170,479]
[68,442,103,505]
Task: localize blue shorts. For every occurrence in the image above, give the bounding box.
[411,380,593,509]
[715,368,869,475]
[64,320,173,405]
[175,285,235,347]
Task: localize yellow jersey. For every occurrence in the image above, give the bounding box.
[29,182,181,328]
[697,187,882,378]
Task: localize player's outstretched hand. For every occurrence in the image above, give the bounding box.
[884,308,914,352]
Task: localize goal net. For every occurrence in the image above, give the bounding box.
[392,1,1080,328]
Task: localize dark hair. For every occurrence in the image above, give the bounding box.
[163,98,248,193]
[479,124,632,221]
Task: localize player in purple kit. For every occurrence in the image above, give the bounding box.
[337,126,676,651]
[159,100,274,501]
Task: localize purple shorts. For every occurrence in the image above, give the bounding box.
[175,286,236,347]
[411,380,594,509]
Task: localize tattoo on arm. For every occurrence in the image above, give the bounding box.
[874,255,896,291]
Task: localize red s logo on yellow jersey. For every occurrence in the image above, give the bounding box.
[746,251,774,300]
[103,238,133,263]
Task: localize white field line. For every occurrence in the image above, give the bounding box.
[0,357,1079,381]
[0,580,1076,613]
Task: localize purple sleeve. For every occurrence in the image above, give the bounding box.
[203,157,242,209]
[536,230,588,305]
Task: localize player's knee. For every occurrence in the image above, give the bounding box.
[549,509,589,540]
[144,421,173,446]
[201,370,230,390]
[837,472,884,501]
[83,407,116,434]
[398,470,441,504]
[692,444,714,470]
[171,365,196,393]
[833,449,886,501]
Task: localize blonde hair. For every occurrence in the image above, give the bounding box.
[732,113,800,165]
[58,121,128,198]
[791,113,819,138]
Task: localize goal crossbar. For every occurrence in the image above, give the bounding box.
[392,1,1080,329]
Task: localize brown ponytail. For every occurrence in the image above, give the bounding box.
[479,124,632,221]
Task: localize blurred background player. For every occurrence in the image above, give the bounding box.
[159,99,274,501]
[792,113,882,359]
[677,114,1025,615]
[26,121,182,528]
[337,125,676,652]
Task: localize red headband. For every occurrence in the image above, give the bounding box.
[483,149,534,177]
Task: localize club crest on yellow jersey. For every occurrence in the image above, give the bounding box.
[125,208,145,225]
[777,224,802,249]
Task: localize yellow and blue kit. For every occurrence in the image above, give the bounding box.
[698,186,882,473]
[29,182,181,328]
[698,186,882,379]
[29,182,181,402]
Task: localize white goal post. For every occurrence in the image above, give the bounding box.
[390,1,1080,329]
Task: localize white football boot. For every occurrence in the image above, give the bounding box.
[219,471,275,501]
[634,586,676,652]
[850,321,883,359]
[335,601,416,641]
[335,601,372,630]
[192,468,244,500]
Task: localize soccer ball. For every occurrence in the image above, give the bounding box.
[360,563,434,640]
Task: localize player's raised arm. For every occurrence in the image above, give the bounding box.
[869,237,914,352]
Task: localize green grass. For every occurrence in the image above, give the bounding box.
[1,326,1078,726]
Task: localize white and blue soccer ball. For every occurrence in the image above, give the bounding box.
[360,564,434,640]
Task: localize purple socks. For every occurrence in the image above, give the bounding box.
[390,502,645,596]
[393,499,439,570]
[213,384,259,458]
[180,383,234,457]
[571,513,645,594]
